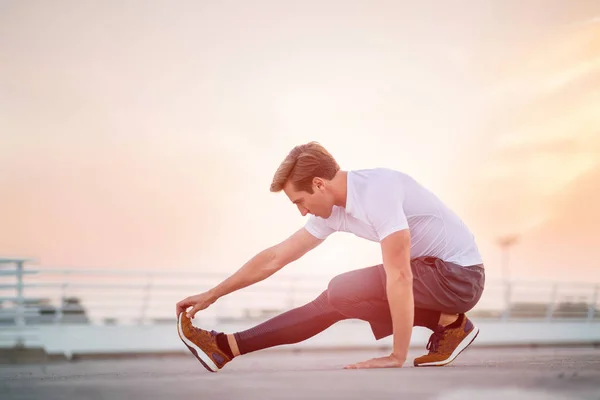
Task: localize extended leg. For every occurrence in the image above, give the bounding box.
[232,265,446,354]
[233,290,347,354]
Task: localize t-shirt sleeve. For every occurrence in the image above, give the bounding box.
[304,215,336,240]
[365,179,409,241]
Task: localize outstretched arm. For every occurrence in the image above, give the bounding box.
[176,227,324,318]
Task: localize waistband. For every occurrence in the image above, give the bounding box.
[464,264,485,271]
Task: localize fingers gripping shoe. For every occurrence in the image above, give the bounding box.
[177,313,232,372]
[414,314,479,367]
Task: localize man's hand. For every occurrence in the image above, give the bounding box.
[344,353,405,369]
[176,291,217,318]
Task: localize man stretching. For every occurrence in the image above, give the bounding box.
[176,141,485,372]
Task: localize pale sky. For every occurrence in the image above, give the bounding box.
[1,0,600,284]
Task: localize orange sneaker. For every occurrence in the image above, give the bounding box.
[177,312,232,372]
[414,314,479,367]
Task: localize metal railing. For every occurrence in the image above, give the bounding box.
[1,258,599,347]
[0,257,37,347]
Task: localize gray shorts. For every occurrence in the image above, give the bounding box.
[404,256,485,314]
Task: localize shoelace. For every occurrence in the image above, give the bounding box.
[426,326,446,353]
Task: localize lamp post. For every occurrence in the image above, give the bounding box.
[497,235,519,319]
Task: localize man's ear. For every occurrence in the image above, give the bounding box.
[313,177,325,190]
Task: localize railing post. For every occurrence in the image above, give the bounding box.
[588,285,599,322]
[139,273,153,325]
[287,278,295,310]
[502,281,512,321]
[55,281,68,324]
[14,260,25,347]
[546,284,558,321]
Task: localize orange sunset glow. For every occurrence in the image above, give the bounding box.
[1,1,599,284]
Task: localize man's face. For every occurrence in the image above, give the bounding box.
[283,178,335,219]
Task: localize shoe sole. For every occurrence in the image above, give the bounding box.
[415,326,479,367]
[177,313,219,372]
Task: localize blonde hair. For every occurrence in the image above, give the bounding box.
[270,141,340,193]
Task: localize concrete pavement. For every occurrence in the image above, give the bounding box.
[1,347,600,399]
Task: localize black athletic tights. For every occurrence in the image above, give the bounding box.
[233,265,442,355]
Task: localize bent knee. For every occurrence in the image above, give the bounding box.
[327,274,352,310]
[326,265,385,311]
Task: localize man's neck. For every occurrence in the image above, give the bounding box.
[331,170,348,208]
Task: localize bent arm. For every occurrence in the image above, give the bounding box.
[207,228,324,301]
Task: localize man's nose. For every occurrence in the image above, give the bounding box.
[298,205,308,216]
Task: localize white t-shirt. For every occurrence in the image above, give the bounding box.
[304,168,483,267]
